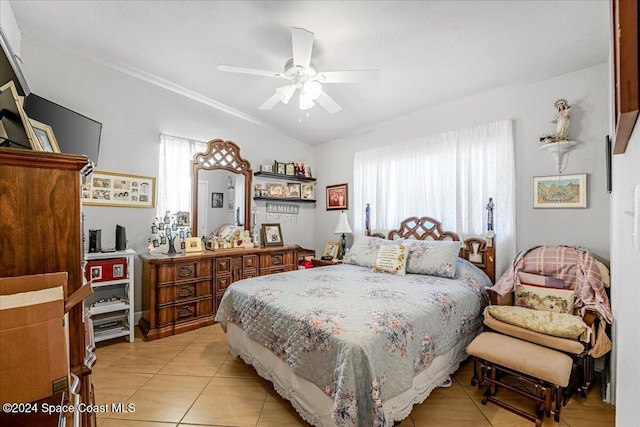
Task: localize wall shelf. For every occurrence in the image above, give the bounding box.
[254,171,316,182]
[253,196,316,203]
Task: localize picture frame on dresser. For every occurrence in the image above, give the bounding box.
[323,242,340,259]
[185,237,203,253]
[261,223,284,246]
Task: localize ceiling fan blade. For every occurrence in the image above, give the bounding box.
[218,64,283,78]
[291,27,314,69]
[258,93,281,110]
[316,69,381,84]
[316,91,342,114]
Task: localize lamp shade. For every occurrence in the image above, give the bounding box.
[334,211,353,234]
[299,93,315,110]
[303,81,322,100]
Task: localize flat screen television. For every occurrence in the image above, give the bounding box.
[24,94,102,164]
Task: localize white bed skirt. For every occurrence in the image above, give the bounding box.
[226,322,479,426]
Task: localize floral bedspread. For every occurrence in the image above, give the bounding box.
[215,259,491,427]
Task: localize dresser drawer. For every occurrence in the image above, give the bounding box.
[215,275,232,292]
[260,251,295,269]
[243,255,258,271]
[215,258,232,275]
[172,260,213,282]
[174,300,213,324]
[174,281,213,302]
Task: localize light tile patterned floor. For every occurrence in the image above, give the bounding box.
[92,325,615,427]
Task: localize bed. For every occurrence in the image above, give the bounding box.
[215,216,495,427]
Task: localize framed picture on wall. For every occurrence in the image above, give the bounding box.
[326,183,348,211]
[211,192,223,208]
[82,170,156,208]
[533,173,587,208]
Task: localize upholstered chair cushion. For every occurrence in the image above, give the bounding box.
[467,332,573,387]
[484,305,590,341]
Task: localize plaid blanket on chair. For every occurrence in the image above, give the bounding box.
[489,245,612,323]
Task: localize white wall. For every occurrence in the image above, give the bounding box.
[610,130,640,424]
[20,38,316,314]
[0,1,21,57]
[314,64,611,274]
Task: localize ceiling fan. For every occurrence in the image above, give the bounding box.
[217,27,380,114]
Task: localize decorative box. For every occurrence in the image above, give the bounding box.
[85,258,127,283]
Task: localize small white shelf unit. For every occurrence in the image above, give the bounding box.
[84,249,135,343]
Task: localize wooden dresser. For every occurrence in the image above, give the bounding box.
[139,245,299,340]
[0,148,95,426]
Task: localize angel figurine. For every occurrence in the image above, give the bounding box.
[552,98,571,141]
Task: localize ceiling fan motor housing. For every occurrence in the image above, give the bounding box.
[284,58,317,83]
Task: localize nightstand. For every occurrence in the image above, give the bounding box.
[312,258,342,267]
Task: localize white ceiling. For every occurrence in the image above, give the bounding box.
[10,1,610,146]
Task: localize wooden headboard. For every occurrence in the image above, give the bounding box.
[370,216,495,283]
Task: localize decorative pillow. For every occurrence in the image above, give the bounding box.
[403,240,460,278]
[343,236,395,268]
[484,305,589,340]
[371,244,409,276]
[515,283,575,314]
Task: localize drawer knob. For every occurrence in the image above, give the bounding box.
[178,286,193,298]
[178,306,194,318]
[272,255,283,265]
[178,266,194,277]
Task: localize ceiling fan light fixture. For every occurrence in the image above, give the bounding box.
[299,93,315,110]
[303,80,322,100]
[276,85,295,104]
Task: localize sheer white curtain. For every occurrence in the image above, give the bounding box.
[157,134,207,218]
[353,119,516,276]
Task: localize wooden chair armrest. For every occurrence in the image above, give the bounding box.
[582,310,598,328]
[487,289,513,306]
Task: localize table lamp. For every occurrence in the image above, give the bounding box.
[334,211,353,260]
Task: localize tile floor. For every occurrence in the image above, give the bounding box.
[92,325,615,427]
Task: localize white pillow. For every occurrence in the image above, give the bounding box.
[371,243,409,276]
[403,240,460,278]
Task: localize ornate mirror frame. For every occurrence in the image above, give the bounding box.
[191,139,252,236]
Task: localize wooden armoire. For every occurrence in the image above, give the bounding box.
[0,147,96,426]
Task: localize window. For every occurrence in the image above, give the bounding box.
[353,119,515,276]
[157,134,207,217]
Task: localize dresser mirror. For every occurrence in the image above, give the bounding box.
[191,139,252,238]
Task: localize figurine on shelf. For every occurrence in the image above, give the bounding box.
[540,98,571,143]
[241,230,254,248]
[552,98,571,141]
